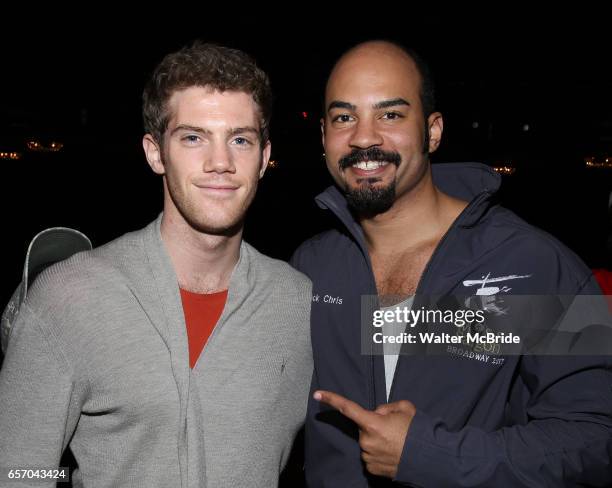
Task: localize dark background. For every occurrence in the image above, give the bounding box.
[0,9,611,486]
[2,12,611,298]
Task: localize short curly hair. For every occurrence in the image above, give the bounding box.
[143,41,272,145]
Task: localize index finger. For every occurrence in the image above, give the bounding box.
[313,390,374,428]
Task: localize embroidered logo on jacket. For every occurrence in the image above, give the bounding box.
[462,273,532,296]
[312,293,343,305]
[462,272,532,317]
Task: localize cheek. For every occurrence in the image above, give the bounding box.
[397,125,426,148]
[164,146,194,171]
[237,156,263,184]
[325,161,345,186]
[323,135,348,167]
[324,132,347,152]
[166,164,189,185]
[326,159,338,172]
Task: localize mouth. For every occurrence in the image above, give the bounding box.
[194,184,239,195]
[346,160,393,178]
[337,147,401,180]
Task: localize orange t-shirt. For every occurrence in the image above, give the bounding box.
[179,288,228,369]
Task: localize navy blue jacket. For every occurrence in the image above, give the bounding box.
[291,163,612,487]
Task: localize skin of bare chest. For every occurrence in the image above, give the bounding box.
[371,244,435,297]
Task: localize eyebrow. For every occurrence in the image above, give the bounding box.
[228,126,259,137]
[373,98,410,110]
[327,101,356,112]
[170,125,259,137]
[170,125,210,136]
[327,98,410,113]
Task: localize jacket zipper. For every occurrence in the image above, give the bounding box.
[319,189,492,407]
[386,193,491,402]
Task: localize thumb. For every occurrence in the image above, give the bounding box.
[374,403,397,415]
[375,400,415,415]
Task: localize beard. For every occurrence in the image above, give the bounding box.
[338,147,401,217]
[345,182,396,216]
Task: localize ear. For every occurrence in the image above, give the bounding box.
[320,117,326,148]
[258,140,272,179]
[143,134,165,175]
[427,112,444,153]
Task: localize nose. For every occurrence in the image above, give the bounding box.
[348,118,383,149]
[203,142,236,173]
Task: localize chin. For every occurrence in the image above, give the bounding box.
[179,209,243,236]
[200,218,243,236]
[343,180,397,217]
[344,177,393,193]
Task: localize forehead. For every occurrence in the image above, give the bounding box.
[325,45,422,107]
[166,86,260,126]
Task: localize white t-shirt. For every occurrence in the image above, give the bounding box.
[380,295,415,400]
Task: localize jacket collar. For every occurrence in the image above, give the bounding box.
[315,162,501,243]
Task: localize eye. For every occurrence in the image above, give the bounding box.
[331,114,354,123]
[382,112,404,120]
[232,137,253,146]
[181,134,201,144]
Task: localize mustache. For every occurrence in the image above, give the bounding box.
[338,147,401,170]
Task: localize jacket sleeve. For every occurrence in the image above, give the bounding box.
[395,279,612,487]
[304,367,371,488]
[395,355,612,487]
[0,304,85,480]
[294,242,375,487]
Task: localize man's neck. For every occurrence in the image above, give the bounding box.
[361,171,467,256]
[160,208,241,294]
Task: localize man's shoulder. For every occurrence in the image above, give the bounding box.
[488,207,585,263]
[291,229,355,268]
[244,242,312,293]
[475,206,593,290]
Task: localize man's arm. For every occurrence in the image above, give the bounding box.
[291,245,372,487]
[316,354,612,487]
[395,354,612,487]
[305,370,371,488]
[0,305,84,478]
[393,279,612,486]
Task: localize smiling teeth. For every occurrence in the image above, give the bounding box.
[352,161,388,170]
